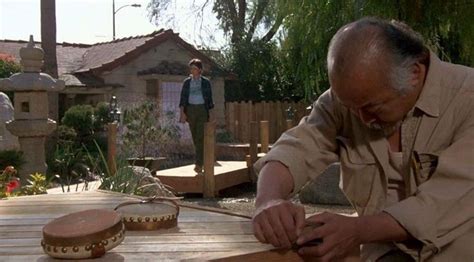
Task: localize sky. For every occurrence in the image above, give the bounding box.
[0,0,226,48]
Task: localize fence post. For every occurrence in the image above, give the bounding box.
[203,122,216,198]
[259,120,269,153]
[107,123,117,176]
[248,121,258,183]
[286,119,294,130]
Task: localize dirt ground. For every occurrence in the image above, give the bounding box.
[179,182,355,218]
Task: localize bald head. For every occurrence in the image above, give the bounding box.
[327,17,429,94]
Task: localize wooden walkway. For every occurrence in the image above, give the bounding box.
[0,190,311,261]
[156,161,250,194]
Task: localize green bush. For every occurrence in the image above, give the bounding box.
[57,125,77,144]
[0,150,25,171]
[122,103,181,159]
[122,101,160,158]
[61,105,95,137]
[94,102,112,130]
[59,103,109,154]
[21,173,49,195]
[0,56,21,78]
[216,129,235,143]
[0,55,21,102]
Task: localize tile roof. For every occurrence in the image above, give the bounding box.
[0,29,229,85]
[0,40,89,76]
[76,29,166,73]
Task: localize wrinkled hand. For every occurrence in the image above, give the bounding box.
[179,113,187,123]
[252,199,305,249]
[297,212,361,261]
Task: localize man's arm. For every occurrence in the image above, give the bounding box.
[252,90,342,249]
[253,161,306,249]
[255,161,294,208]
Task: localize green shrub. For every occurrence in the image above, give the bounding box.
[57,125,77,143]
[61,105,95,137]
[0,56,21,101]
[94,102,112,130]
[47,143,90,190]
[122,101,160,158]
[0,56,21,78]
[122,103,182,159]
[0,150,25,171]
[216,129,235,143]
[21,173,48,195]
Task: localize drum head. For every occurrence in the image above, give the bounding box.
[42,209,124,259]
[115,198,179,231]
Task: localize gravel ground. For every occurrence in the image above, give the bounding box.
[179,182,355,217]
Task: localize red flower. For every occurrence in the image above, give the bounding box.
[0,53,15,62]
[6,179,20,193]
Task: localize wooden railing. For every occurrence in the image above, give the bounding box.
[225,101,310,143]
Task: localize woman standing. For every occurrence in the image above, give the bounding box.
[179,59,214,173]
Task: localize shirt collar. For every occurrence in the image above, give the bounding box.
[191,74,202,81]
[414,51,441,117]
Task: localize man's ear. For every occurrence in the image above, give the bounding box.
[410,62,426,87]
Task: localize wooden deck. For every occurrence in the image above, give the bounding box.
[0,190,307,261]
[156,161,250,194]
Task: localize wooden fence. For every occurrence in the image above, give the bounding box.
[225,101,310,143]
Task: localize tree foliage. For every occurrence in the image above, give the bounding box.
[225,40,298,101]
[147,0,289,101]
[147,0,285,45]
[281,0,474,101]
[0,54,21,79]
[0,54,21,102]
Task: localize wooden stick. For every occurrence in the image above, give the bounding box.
[259,120,269,153]
[249,121,258,183]
[203,122,216,198]
[286,119,294,130]
[107,122,117,176]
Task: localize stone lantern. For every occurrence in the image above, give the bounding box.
[0,35,65,180]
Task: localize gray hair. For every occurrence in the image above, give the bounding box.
[327,17,429,94]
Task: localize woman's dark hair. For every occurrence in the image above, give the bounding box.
[188,58,203,69]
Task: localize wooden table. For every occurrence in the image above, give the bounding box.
[0,190,305,261]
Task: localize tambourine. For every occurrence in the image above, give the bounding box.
[114,197,180,231]
[41,209,125,259]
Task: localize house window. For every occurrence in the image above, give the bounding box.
[146,79,158,99]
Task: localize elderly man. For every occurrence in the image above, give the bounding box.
[252,17,473,261]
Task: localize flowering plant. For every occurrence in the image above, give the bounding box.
[0,166,21,198]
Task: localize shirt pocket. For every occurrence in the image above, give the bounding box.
[413,151,439,184]
[337,136,379,209]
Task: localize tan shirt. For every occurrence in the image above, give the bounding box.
[255,52,474,261]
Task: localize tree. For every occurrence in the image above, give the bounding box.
[280,0,474,101]
[147,0,285,46]
[147,0,291,102]
[41,0,59,121]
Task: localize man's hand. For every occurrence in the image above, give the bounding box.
[252,199,305,249]
[179,112,187,123]
[296,212,361,260]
